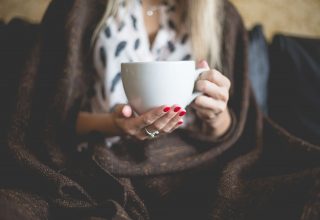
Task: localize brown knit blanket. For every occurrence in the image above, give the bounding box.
[1,0,319,219]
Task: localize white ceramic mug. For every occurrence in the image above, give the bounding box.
[121,61,208,114]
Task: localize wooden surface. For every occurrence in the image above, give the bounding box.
[0,0,319,40]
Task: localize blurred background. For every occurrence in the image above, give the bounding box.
[0,0,319,40]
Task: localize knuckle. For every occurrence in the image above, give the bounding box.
[113,104,123,113]
[195,96,203,105]
[224,89,230,99]
[219,96,226,102]
[222,101,227,108]
[225,78,231,88]
[204,112,213,120]
[136,135,145,141]
[209,70,216,80]
[219,91,228,102]
[196,111,204,118]
[203,80,210,91]
[204,115,211,120]
[143,116,153,125]
[197,80,209,92]
[196,80,204,91]
[200,71,209,79]
[153,111,161,118]
[127,129,136,136]
[224,94,229,102]
[217,104,225,113]
[153,123,163,131]
[163,127,171,133]
[213,69,221,76]
[209,111,217,119]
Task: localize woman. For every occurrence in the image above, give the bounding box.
[2,0,319,219]
[76,0,232,142]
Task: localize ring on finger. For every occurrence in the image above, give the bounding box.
[144,127,160,139]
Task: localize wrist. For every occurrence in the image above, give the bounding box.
[76,112,124,137]
[90,113,117,136]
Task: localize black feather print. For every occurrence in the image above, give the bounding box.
[104,26,111,38]
[115,41,127,57]
[167,41,175,52]
[131,14,138,30]
[118,21,125,32]
[111,72,122,92]
[168,19,176,30]
[181,33,188,44]
[101,84,106,100]
[182,54,191,60]
[134,38,140,50]
[99,46,106,68]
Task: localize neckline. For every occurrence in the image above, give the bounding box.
[138,1,177,56]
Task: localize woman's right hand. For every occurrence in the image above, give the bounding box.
[112,104,186,140]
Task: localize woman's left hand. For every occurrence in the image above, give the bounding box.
[191,60,232,138]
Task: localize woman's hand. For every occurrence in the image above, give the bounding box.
[191,60,232,138]
[112,104,186,140]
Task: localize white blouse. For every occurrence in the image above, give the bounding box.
[91,0,192,113]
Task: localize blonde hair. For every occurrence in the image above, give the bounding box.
[91,0,224,68]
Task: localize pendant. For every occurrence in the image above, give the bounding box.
[146,10,154,16]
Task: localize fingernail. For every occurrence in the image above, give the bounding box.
[163,106,171,112]
[179,111,186,117]
[178,121,183,125]
[174,106,181,112]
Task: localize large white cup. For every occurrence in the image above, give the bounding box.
[121,61,208,114]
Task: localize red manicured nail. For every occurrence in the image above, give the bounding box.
[178,121,183,125]
[179,111,186,116]
[163,107,171,112]
[174,106,181,112]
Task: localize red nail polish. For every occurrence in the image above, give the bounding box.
[163,107,171,112]
[174,106,181,112]
[178,121,183,125]
[179,111,186,116]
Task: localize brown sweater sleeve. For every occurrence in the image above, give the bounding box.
[181,1,249,144]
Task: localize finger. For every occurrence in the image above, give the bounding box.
[197,60,210,69]
[132,129,148,141]
[193,95,226,113]
[113,104,128,117]
[198,69,231,88]
[194,107,218,121]
[196,80,229,101]
[135,105,171,129]
[161,109,186,133]
[168,119,184,133]
[122,105,133,118]
[151,105,181,131]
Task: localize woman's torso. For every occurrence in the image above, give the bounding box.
[90,0,193,113]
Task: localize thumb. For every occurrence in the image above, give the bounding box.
[197,60,210,69]
[113,104,133,118]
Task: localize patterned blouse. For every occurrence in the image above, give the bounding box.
[90,0,192,113]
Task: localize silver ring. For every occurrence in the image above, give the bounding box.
[144,127,160,139]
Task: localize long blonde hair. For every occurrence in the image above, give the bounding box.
[91,0,224,68]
